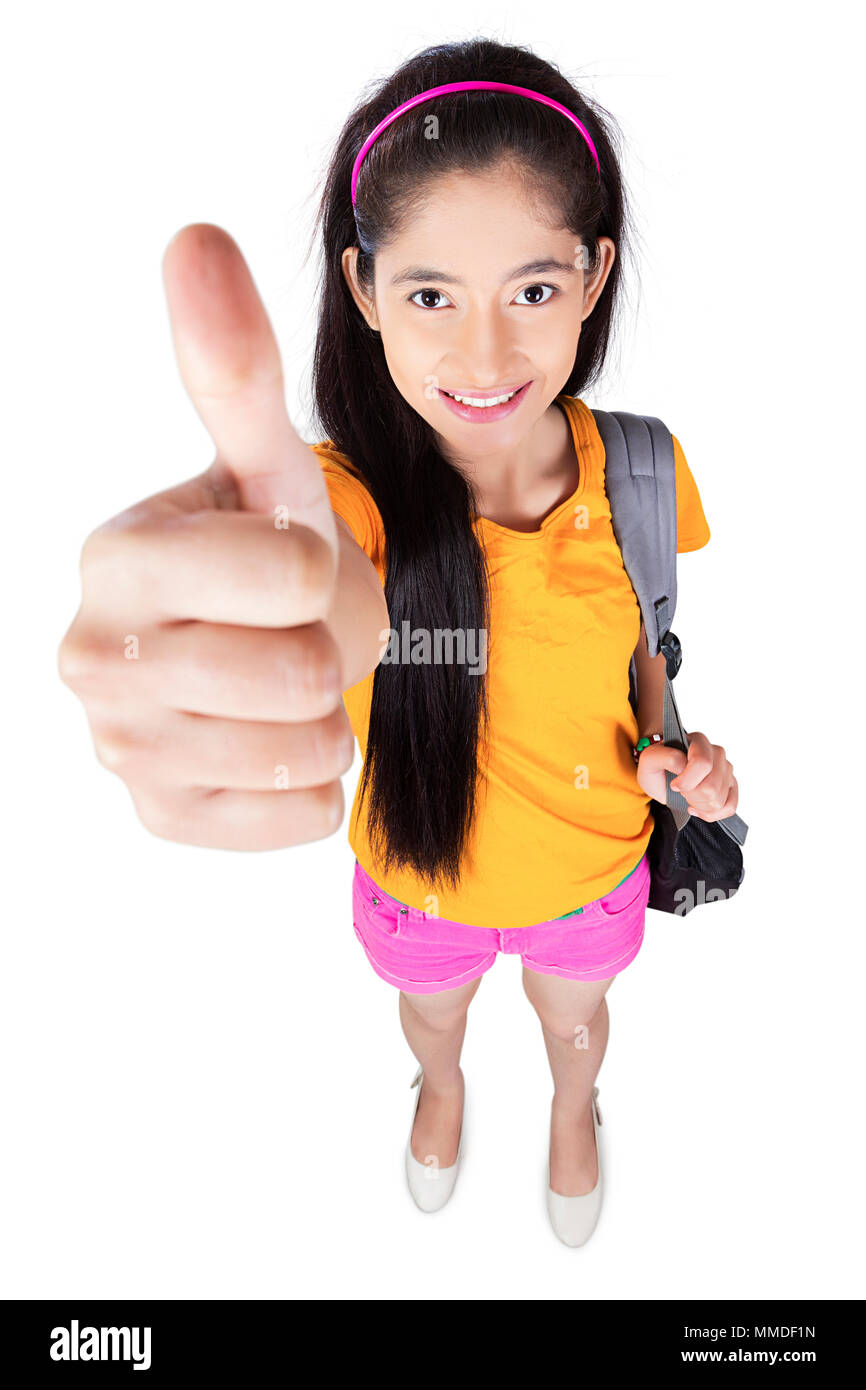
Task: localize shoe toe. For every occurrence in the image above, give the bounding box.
[406,1144,460,1212]
[546,1179,603,1246]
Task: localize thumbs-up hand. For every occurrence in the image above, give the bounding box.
[58,224,388,850]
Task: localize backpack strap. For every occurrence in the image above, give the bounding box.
[590,409,678,660]
[591,408,748,847]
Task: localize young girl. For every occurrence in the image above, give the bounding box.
[59,38,739,1248]
[308,40,738,1244]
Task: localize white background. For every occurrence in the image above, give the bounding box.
[2,0,862,1301]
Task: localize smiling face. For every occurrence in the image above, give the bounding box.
[342,162,616,465]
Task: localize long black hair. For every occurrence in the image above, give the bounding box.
[309,38,636,893]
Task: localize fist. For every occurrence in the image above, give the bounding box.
[636,731,738,822]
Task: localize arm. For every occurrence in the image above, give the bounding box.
[631,620,667,741]
[631,621,739,820]
[326,513,391,691]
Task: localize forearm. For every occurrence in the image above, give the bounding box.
[632,622,668,740]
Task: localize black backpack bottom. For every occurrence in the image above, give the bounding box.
[646,800,745,916]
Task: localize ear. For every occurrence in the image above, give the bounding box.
[581,237,616,322]
[341,245,380,333]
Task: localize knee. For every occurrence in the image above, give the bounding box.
[400,980,478,1033]
[539,1010,596,1046]
[523,982,606,1045]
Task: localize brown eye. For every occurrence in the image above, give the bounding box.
[409,289,451,310]
[514,284,557,306]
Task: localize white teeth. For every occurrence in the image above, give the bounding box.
[444,389,519,408]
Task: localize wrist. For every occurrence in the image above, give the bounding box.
[633,732,663,765]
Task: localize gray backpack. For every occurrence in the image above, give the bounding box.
[591,409,747,913]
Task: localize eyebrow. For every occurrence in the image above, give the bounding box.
[388,257,578,289]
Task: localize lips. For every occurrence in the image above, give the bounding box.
[440,382,530,400]
[437,380,532,422]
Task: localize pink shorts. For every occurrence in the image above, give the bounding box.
[351,852,651,995]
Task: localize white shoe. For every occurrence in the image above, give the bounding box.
[546,1086,604,1247]
[405,1065,464,1213]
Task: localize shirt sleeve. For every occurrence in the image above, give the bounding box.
[672,434,711,552]
[308,443,385,562]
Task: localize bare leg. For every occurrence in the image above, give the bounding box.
[398,975,482,1167]
[522,968,615,1196]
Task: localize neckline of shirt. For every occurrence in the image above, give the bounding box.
[315,394,598,541]
[472,395,594,540]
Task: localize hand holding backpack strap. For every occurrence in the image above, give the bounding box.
[591,406,748,895]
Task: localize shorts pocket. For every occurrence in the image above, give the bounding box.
[353,872,402,936]
[597,856,650,916]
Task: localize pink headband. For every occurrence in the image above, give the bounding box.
[350,80,601,207]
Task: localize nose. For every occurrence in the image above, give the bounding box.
[450,306,523,385]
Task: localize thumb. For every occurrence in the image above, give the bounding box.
[653,744,689,784]
[161,224,337,555]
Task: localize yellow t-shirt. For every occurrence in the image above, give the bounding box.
[310,395,710,929]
